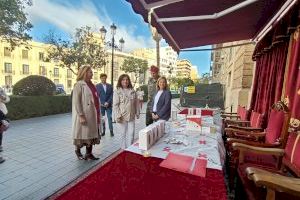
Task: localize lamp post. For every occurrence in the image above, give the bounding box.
[100,24,125,88]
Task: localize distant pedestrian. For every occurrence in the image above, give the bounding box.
[72,66,100,160]
[152,77,172,121]
[136,87,144,109]
[146,65,160,126]
[113,74,140,149]
[0,86,10,164]
[96,73,114,137]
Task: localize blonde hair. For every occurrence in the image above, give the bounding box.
[156,76,168,90]
[76,66,91,81]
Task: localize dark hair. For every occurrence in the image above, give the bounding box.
[116,74,133,89]
[100,73,107,78]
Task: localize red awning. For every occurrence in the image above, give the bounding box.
[125,0,288,51]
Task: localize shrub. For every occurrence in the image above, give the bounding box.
[6,95,72,120]
[171,93,180,99]
[13,75,56,96]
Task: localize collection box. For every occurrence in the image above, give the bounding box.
[195,108,202,116]
[188,108,194,115]
[138,120,166,151]
[138,128,153,151]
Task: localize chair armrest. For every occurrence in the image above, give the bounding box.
[221,114,240,119]
[232,143,284,164]
[225,128,266,141]
[227,138,281,148]
[246,167,300,198]
[220,112,237,115]
[226,120,250,128]
[228,125,263,132]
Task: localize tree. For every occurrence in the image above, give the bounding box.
[0,0,33,48]
[121,57,148,87]
[45,26,107,74]
[169,77,194,92]
[200,72,211,84]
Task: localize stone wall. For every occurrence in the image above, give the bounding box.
[211,40,255,112]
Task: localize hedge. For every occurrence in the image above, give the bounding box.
[13,75,56,96]
[171,93,180,99]
[6,95,72,120]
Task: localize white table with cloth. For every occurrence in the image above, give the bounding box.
[126,113,225,171]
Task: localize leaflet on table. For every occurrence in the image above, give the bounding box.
[186,115,202,131]
[159,152,207,177]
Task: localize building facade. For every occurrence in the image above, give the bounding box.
[176,59,192,78]
[210,40,255,111]
[132,46,178,79]
[190,65,200,81]
[210,44,223,83]
[0,40,145,94]
[159,46,178,78]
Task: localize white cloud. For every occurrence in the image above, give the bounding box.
[26,0,155,52]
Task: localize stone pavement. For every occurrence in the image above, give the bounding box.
[0,99,180,200]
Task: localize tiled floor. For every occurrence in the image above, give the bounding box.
[0,99,181,200]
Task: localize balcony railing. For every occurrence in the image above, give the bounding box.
[39,72,47,76]
[2,70,15,75]
[20,71,32,75]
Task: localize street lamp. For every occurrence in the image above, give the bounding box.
[100,23,125,88]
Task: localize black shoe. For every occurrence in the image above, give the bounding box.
[101,132,105,136]
[75,149,84,160]
[0,157,5,164]
[110,131,114,137]
[84,153,99,160]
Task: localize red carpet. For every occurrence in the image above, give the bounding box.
[51,151,227,200]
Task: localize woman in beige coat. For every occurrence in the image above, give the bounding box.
[113,74,140,149]
[0,86,9,164]
[72,66,100,160]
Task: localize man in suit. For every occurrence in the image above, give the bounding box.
[96,73,114,137]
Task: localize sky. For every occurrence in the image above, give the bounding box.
[25,0,211,75]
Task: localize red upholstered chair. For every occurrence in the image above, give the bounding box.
[232,131,300,200]
[225,111,265,137]
[225,101,290,190]
[226,102,288,142]
[221,105,249,121]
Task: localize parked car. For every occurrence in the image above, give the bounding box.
[56,84,66,95]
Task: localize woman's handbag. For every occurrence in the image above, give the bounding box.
[0,120,9,132]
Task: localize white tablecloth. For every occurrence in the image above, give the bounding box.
[126,115,225,171]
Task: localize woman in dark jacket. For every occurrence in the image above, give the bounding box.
[151,77,172,121]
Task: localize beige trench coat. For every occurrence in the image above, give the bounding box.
[0,87,9,115]
[113,88,140,122]
[72,80,100,140]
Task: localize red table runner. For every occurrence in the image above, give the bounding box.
[51,151,227,200]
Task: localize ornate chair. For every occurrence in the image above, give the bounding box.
[226,102,289,142]
[221,106,249,126]
[232,131,300,200]
[221,106,250,141]
[225,111,265,140]
[226,101,290,189]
